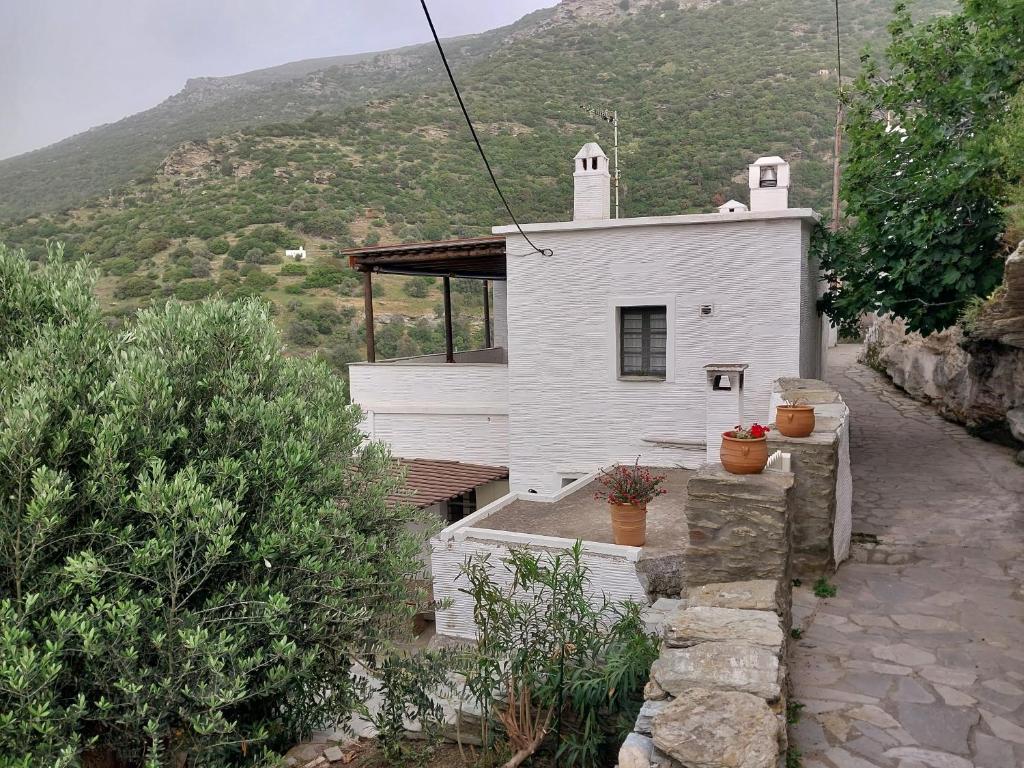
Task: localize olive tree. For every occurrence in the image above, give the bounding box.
[0,243,429,766]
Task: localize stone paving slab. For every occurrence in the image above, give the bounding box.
[789,345,1024,768]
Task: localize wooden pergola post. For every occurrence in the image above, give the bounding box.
[483,279,492,349]
[442,276,454,363]
[363,271,375,363]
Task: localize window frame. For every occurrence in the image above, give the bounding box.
[618,306,667,379]
[609,295,675,383]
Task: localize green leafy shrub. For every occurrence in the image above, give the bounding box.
[460,542,659,767]
[0,243,428,766]
[302,263,357,290]
[208,238,230,255]
[279,262,308,276]
[173,279,217,301]
[244,270,278,290]
[114,275,160,300]
[402,276,435,298]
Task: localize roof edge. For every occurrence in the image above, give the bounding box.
[493,208,819,235]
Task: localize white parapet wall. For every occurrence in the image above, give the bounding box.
[430,474,650,640]
[768,379,852,571]
[349,350,509,466]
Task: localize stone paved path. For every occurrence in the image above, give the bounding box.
[790,344,1024,768]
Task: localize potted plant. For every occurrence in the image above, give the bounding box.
[774,397,816,438]
[594,460,667,546]
[720,423,771,474]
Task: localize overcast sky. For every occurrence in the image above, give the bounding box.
[0,0,557,160]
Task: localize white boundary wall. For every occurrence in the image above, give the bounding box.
[430,473,649,640]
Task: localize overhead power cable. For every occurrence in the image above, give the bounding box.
[418,0,552,257]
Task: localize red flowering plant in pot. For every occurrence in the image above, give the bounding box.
[720,423,771,474]
[594,459,667,546]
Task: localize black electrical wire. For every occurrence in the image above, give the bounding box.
[419,0,553,257]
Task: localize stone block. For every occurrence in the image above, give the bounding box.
[618,732,655,768]
[652,687,780,768]
[641,597,685,636]
[634,699,670,735]
[650,641,782,701]
[664,606,784,652]
[768,429,839,574]
[684,465,793,587]
[686,579,780,611]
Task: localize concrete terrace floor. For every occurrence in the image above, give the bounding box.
[790,345,1024,768]
[473,468,692,557]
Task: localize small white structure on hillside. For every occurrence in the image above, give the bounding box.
[285,246,307,260]
[717,199,748,214]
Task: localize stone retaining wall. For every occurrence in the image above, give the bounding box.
[683,464,794,592]
[623,580,791,768]
[861,239,1024,463]
[768,377,853,574]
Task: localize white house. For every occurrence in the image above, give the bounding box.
[346,144,823,504]
[285,246,307,260]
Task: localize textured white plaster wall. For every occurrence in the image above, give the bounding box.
[503,217,814,493]
[350,362,508,465]
[492,281,509,351]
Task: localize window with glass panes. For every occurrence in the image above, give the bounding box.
[619,306,667,378]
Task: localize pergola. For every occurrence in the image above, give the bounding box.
[345,235,507,363]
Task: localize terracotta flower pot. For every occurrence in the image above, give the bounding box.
[720,433,769,474]
[609,502,647,546]
[775,404,816,438]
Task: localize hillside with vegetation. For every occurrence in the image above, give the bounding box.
[0,0,955,369]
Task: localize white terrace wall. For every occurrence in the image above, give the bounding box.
[431,476,648,640]
[500,212,818,493]
[349,356,509,466]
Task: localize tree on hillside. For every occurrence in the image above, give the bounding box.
[0,243,430,766]
[820,0,1024,335]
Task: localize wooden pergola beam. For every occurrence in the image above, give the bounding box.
[442,276,454,364]
[483,280,491,349]
[363,271,375,363]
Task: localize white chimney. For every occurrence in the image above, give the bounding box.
[573,142,610,220]
[748,156,790,211]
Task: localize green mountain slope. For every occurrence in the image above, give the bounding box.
[0,0,954,369]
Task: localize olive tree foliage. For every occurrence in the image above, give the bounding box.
[819,1,1024,335]
[0,243,430,766]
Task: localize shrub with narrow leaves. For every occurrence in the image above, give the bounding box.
[0,243,430,766]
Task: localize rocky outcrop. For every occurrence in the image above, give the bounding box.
[160,141,217,179]
[863,242,1024,457]
[972,241,1024,348]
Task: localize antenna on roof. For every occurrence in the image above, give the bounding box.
[579,105,620,218]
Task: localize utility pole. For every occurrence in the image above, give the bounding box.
[580,105,621,218]
[830,100,843,232]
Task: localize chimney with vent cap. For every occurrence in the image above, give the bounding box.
[573,142,611,220]
[748,156,790,211]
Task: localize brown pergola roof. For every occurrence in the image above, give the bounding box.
[344,235,506,280]
[388,458,509,509]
